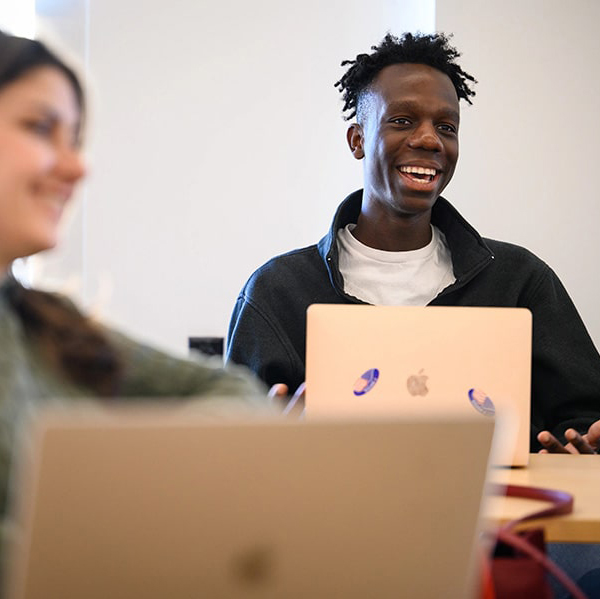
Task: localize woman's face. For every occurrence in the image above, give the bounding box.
[0,66,85,272]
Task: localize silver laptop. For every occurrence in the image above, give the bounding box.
[305,304,532,466]
[5,404,494,599]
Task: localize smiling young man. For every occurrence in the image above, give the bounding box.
[226,33,600,453]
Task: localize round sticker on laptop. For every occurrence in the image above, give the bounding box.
[353,368,379,396]
[468,388,495,417]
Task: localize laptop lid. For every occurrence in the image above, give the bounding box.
[305,304,532,466]
[5,405,494,599]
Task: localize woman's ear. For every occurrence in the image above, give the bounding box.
[346,124,365,159]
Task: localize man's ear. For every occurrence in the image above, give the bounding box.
[346,124,365,159]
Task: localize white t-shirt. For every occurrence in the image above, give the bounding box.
[336,224,456,306]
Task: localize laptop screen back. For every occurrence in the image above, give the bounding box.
[5,406,494,599]
[305,304,531,465]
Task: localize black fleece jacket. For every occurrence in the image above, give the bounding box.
[227,190,600,450]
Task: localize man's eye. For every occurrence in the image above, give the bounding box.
[391,117,411,126]
[437,123,457,133]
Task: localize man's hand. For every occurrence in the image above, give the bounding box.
[537,419,600,454]
[268,382,306,418]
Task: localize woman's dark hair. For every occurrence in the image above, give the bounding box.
[0,30,85,130]
[335,32,477,121]
[0,31,122,396]
[5,280,123,396]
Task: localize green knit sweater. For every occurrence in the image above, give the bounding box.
[0,278,267,518]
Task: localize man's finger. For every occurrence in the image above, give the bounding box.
[291,382,306,403]
[268,383,289,399]
[586,419,600,449]
[565,428,596,454]
[283,382,306,417]
[537,431,570,454]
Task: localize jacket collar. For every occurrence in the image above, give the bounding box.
[318,189,495,288]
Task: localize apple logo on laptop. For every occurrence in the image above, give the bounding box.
[353,368,379,396]
[406,369,428,396]
[468,388,495,417]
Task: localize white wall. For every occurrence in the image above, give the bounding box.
[436,0,600,349]
[36,0,434,355]
[35,0,600,354]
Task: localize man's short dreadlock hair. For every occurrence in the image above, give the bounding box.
[335,32,476,121]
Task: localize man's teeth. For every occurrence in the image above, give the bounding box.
[398,165,438,184]
[399,166,437,176]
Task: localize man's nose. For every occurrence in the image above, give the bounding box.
[407,122,443,152]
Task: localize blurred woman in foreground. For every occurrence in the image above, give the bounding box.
[0,30,266,518]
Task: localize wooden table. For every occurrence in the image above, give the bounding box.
[487,453,600,542]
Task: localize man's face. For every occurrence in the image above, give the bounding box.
[348,63,460,219]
